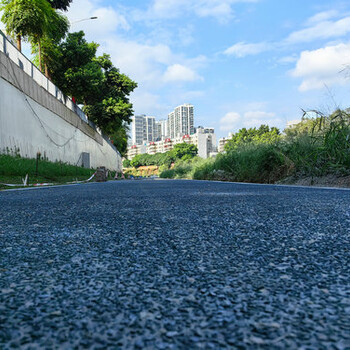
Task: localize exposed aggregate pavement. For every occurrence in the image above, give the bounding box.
[0,180,349,349]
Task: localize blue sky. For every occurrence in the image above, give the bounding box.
[6,0,350,139]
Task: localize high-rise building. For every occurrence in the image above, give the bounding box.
[131,114,146,145]
[167,112,175,139]
[144,116,156,143]
[130,115,156,145]
[155,119,168,141]
[167,104,194,139]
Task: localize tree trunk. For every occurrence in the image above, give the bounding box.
[16,35,21,52]
[38,39,42,72]
[45,63,50,79]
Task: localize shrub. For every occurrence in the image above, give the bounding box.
[159,169,176,178]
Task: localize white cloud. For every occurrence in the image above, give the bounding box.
[136,0,259,23]
[306,10,339,25]
[278,55,298,64]
[195,1,234,23]
[130,91,170,117]
[220,110,282,131]
[101,37,205,90]
[178,25,195,46]
[67,0,129,37]
[219,112,241,131]
[291,43,350,91]
[65,0,205,93]
[243,111,280,127]
[223,10,350,59]
[224,41,271,57]
[103,38,171,86]
[163,64,203,82]
[285,16,350,44]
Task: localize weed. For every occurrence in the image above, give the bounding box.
[0,154,95,185]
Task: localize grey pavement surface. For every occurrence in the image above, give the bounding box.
[0,180,349,349]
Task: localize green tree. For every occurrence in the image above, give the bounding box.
[0,0,55,63]
[109,124,129,157]
[49,31,102,102]
[225,125,281,152]
[31,10,69,76]
[83,54,137,134]
[46,0,72,10]
[284,116,323,140]
[44,31,137,155]
[130,154,142,168]
[123,158,131,168]
[172,143,198,160]
[129,151,175,168]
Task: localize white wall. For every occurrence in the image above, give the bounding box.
[0,30,122,171]
[0,77,122,170]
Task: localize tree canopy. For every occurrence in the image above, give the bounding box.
[129,143,199,168]
[130,152,175,168]
[109,123,129,157]
[46,0,72,10]
[171,143,198,160]
[49,31,102,102]
[47,31,137,151]
[84,53,137,134]
[225,125,281,152]
[31,9,69,73]
[1,0,56,52]
[1,0,69,72]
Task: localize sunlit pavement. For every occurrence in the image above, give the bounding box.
[1,180,349,349]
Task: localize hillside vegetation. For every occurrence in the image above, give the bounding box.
[158,109,350,184]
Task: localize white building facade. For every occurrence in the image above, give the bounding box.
[218,133,233,153]
[131,115,157,145]
[144,116,156,142]
[155,119,168,141]
[167,104,194,139]
[131,115,146,146]
[127,127,217,159]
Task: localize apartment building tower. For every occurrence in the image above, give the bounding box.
[131,115,156,145]
[131,114,146,146]
[144,116,156,142]
[167,104,194,139]
[155,119,168,141]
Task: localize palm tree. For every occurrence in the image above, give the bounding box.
[0,0,56,71]
[31,11,69,77]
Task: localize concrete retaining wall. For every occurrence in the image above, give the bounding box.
[0,49,122,171]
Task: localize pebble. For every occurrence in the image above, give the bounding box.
[0,180,349,348]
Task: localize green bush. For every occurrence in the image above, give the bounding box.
[159,169,176,178]
[123,159,131,168]
[193,144,289,183]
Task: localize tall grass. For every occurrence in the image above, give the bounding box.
[161,110,350,183]
[0,154,94,184]
[283,110,350,176]
[193,144,290,183]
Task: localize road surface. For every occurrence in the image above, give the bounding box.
[0,180,349,349]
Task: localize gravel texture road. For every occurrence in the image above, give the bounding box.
[0,179,349,349]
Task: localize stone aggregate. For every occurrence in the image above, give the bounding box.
[0,180,349,349]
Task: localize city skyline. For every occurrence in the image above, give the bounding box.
[128,103,218,158]
[130,103,198,146]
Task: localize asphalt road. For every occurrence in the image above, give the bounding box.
[0,180,349,349]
